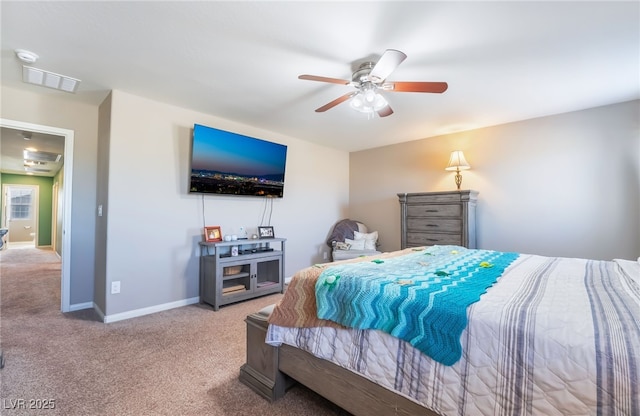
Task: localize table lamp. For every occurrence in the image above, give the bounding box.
[445,150,471,190]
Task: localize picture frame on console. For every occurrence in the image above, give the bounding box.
[258,226,275,239]
[204,226,223,242]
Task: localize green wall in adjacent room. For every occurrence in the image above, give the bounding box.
[0,173,54,246]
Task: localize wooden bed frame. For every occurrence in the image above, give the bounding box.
[239,307,439,416]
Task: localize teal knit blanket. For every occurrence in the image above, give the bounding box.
[316,245,520,365]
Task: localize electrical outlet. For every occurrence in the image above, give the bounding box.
[111,281,120,294]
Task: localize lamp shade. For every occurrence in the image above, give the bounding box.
[445,150,471,171]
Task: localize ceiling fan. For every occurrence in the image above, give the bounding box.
[299,49,448,118]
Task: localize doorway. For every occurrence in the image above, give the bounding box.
[0,118,74,312]
[1,184,39,248]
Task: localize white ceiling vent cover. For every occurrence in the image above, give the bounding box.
[22,66,80,93]
[23,149,62,163]
[24,167,51,173]
[24,160,47,166]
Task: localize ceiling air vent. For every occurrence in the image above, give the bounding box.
[23,149,62,163]
[22,65,80,93]
[24,167,51,173]
[24,160,47,166]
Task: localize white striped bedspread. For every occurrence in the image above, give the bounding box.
[267,253,640,416]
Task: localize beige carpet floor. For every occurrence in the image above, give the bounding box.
[0,247,349,415]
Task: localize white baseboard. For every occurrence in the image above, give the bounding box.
[102,297,200,323]
[68,301,93,312]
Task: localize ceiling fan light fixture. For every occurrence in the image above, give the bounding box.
[364,89,376,103]
[350,90,387,114]
[299,49,446,117]
[351,94,364,108]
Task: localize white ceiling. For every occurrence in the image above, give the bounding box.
[1,1,638,154]
[0,127,65,177]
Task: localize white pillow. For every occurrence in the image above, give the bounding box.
[353,230,378,250]
[344,238,366,250]
[615,258,640,286]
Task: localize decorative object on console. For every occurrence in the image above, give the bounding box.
[204,226,223,242]
[445,150,471,190]
[258,226,275,239]
[223,265,242,276]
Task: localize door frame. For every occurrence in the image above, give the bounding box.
[2,184,39,246]
[0,118,74,313]
[52,181,59,253]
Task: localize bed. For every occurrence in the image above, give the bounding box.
[244,245,640,416]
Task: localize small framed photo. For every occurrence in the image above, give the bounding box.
[204,226,222,242]
[258,226,275,239]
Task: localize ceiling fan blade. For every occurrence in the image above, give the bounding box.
[299,74,350,85]
[315,91,358,112]
[385,81,448,93]
[369,49,407,82]
[377,104,394,118]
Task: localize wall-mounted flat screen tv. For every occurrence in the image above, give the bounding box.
[189,124,288,198]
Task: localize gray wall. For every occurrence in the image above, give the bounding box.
[94,92,112,314]
[99,90,350,317]
[1,84,350,319]
[350,100,640,261]
[1,85,99,306]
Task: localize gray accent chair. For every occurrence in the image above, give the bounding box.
[326,219,381,261]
